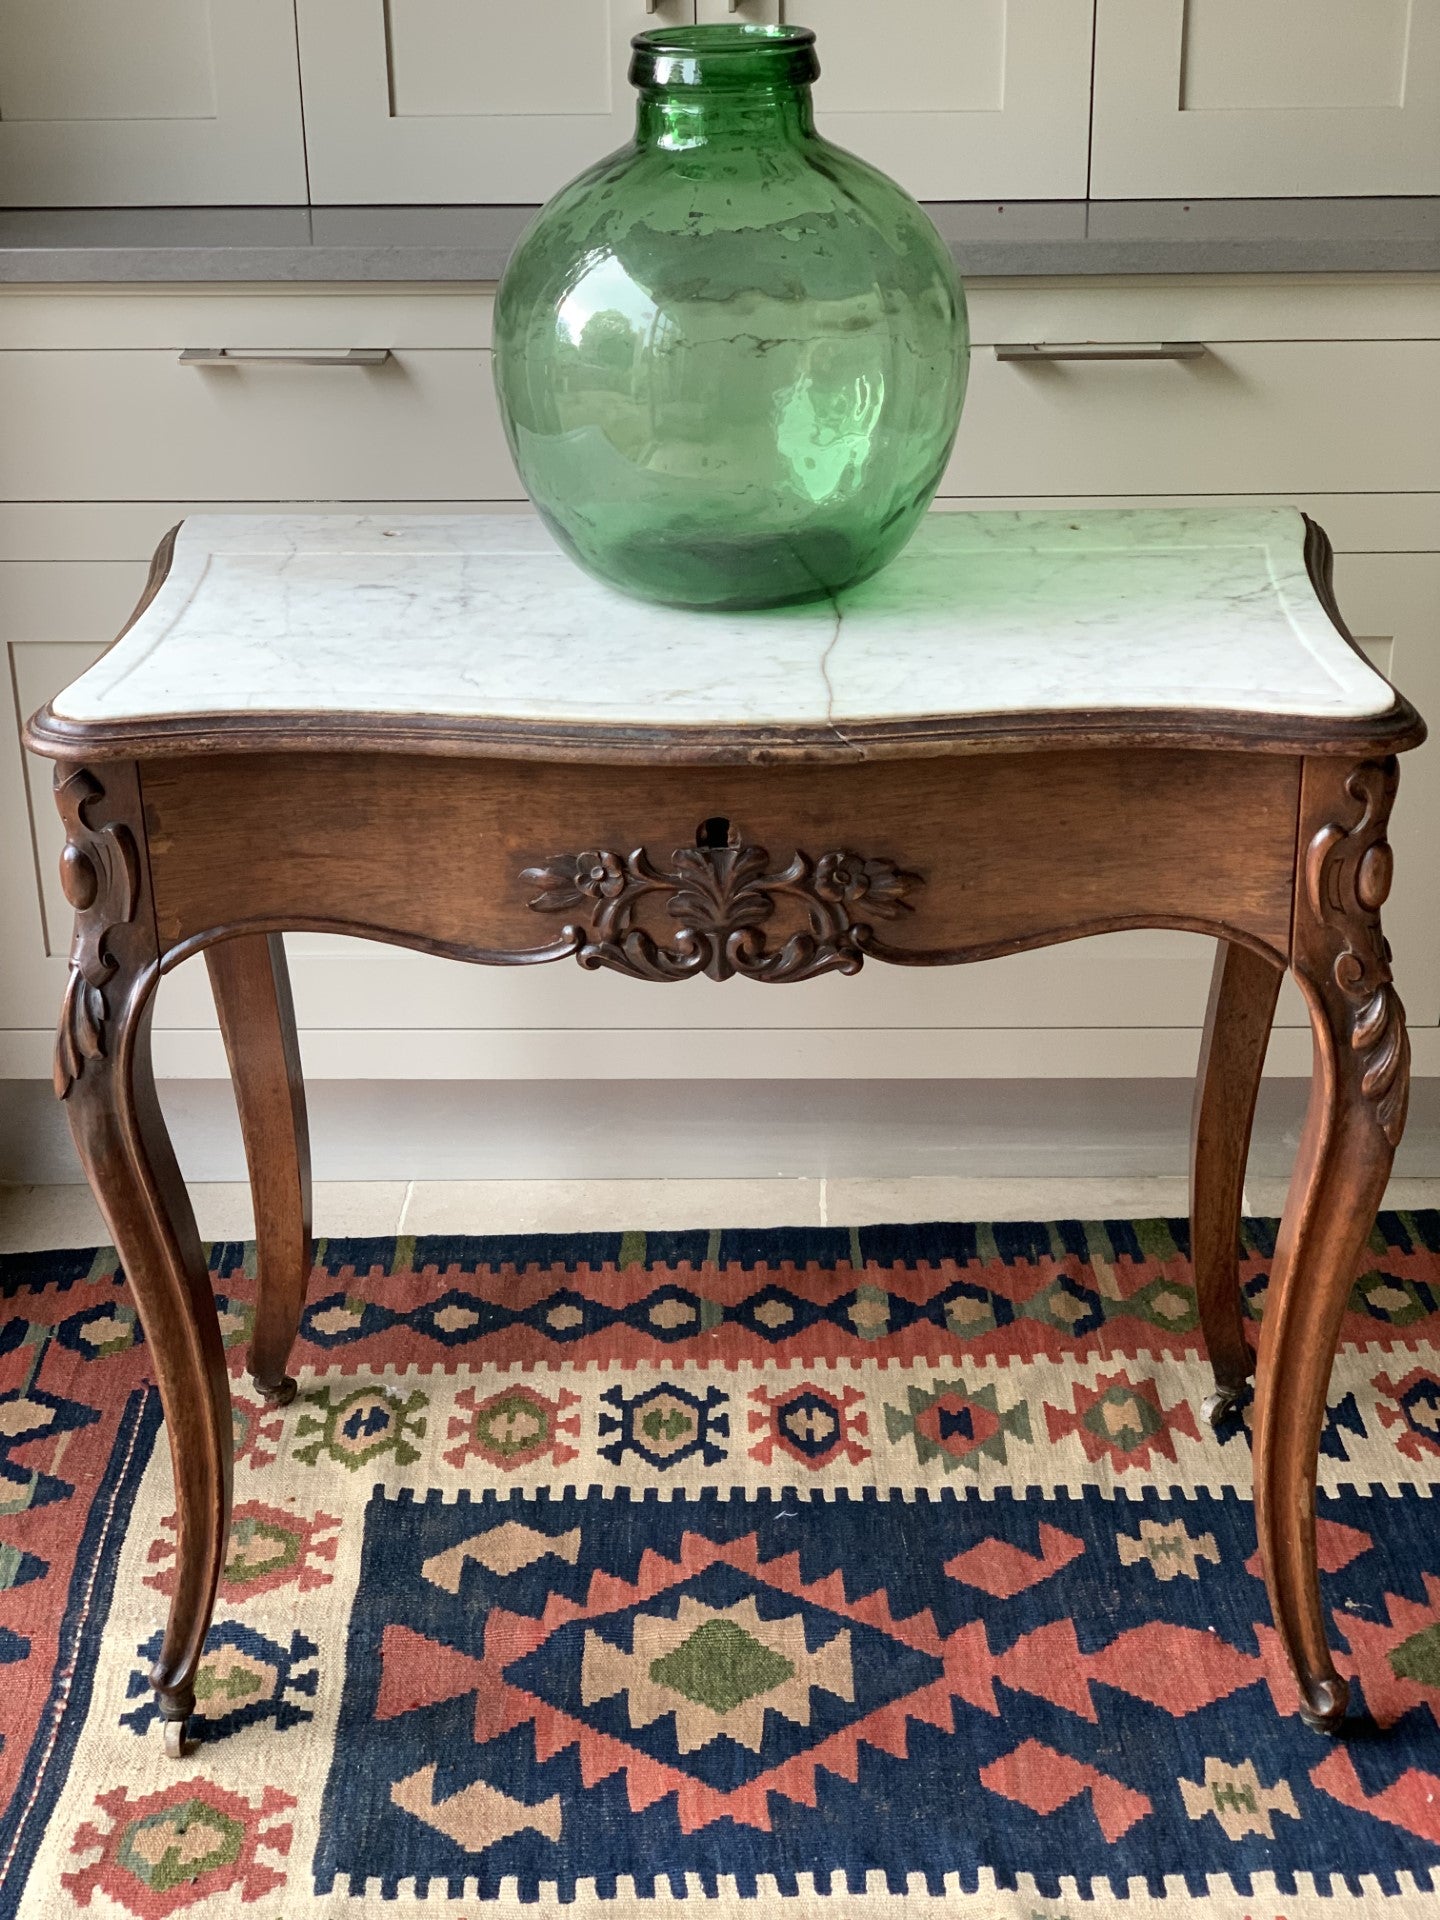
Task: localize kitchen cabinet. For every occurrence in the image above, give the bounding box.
[698,0,1094,200]
[296,0,692,206]
[5,0,1437,207]
[283,0,1440,205]
[1090,0,1440,198]
[0,0,306,207]
[298,0,1093,205]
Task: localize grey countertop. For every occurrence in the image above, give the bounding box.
[1,198,1437,283]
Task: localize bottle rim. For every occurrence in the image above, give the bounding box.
[630,23,820,91]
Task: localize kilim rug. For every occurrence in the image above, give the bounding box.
[3,1214,1440,1918]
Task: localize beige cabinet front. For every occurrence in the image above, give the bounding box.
[0,0,307,206]
[297,0,1096,205]
[1091,0,1440,198]
[297,0,694,205]
[951,340,1440,498]
[704,0,1093,199]
[0,350,513,503]
[6,0,1436,208]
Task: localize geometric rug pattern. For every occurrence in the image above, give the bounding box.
[2,1211,1440,1915]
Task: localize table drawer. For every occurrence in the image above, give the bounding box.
[139,749,1299,974]
[946,340,1440,498]
[10,537,1438,1027]
[0,348,519,502]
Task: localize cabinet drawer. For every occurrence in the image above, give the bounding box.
[946,340,1440,497]
[0,290,496,352]
[8,337,1434,507]
[0,349,518,502]
[2,280,1436,354]
[963,276,1440,349]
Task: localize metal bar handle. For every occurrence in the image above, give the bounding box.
[994,341,1207,362]
[179,347,392,367]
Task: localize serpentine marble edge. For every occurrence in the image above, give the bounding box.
[51,506,1394,728]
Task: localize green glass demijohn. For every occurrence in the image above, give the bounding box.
[493,24,968,611]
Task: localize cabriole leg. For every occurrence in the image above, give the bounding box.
[54,763,232,1755]
[1190,939,1283,1427]
[206,933,313,1407]
[1253,758,1408,1730]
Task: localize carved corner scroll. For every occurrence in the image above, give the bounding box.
[53,766,142,1100]
[1302,757,1409,1147]
[522,825,921,983]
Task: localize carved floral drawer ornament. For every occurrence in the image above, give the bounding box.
[521,821,922,984]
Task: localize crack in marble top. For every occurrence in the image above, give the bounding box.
[50,507,1395,729]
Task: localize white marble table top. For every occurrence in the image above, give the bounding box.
[51,507,1396,734]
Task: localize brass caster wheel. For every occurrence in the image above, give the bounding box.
[1298,1675,1349,1734]
[253,1373,298,1409]
[1201,1384,1243,1431]
[162,1717,189,1760]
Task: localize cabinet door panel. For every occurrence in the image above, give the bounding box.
[0,0,306,206]
[297,0,692,205]
[711,0,1092,198]
[1091,0,1440,197]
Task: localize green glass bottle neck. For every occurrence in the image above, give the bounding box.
[633,84,816,152]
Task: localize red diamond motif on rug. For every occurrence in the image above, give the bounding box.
[1311,1749,1440,1844]
[993,1618,1270,1721]
[944,1523,1085,1598]
[1244,1516,1373,1579]
[980,1738,1151,1841]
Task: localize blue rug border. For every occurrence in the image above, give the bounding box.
[0,1384,163,1920]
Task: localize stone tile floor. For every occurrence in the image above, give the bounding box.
[4,1175,1440,1254]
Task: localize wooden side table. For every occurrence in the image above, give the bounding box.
[24,506,1425,1754]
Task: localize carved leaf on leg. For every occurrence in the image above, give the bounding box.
[53,767,140,1099]
[1302,757,1409,1147]
[522,830,921,984]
